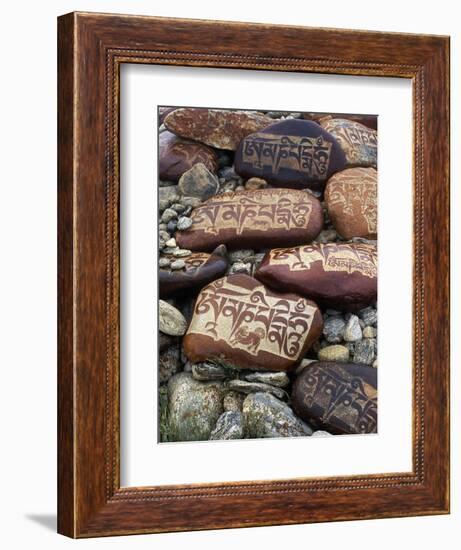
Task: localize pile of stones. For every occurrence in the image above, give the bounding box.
[158,107,378,442]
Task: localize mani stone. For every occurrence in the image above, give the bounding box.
[234,119,347,192]
[243,392,313,438]
[159,300,188,336]
[320,119,377,167]
[167,372,224,441]
[325,167,377,239]
[175,188,323,252]
[158,106,177,124]
[159,130,218,182]
[291,362,377,435]
[178,163,219,200]
[302,112,378,131]
[159,244,229,299]
[255,242,377,312]
[164,107,273,150]
[183,274,323,372]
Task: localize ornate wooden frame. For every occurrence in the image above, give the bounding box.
[57,12,450,537]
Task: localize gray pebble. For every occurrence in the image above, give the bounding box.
[172,248,192,258]
[353,339,376,365]
[158,257,170,268]
[170,259,186,270]
[167,220,178,233]
[161,208,178,223]
[343,314,363,342]
[192,362,228,381]
[244,371,290,388]
[359,306,377,327]
[210,411,244,440]
[323,316,346,343]
[171,203,186,213]
[176,217,193,231]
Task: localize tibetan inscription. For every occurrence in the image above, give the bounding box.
[175,188,323,251]
[183,274,323,372]
[255,243,377,311]
[325,167,377,239]
[234,119,347,191]
[241,133,332,179]
[321,118,377,167]
[292,362,377,434]
[159,246,228,299]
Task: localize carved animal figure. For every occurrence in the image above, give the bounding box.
[230,326,265,353]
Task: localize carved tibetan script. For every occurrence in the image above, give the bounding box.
[269,243,377,278]
[242,133,333,178]
[328,176,377,233]
[191,190,313,236]
[189,278,316,359]
[301,364,377,433]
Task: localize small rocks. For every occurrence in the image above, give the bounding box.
[363,326,377,338]
[322,316,346,343]
[165,237,176,248]
[159,344,181,383]
[167,373,224,441]
[229,261,252,275]
[172,248,191,258]
[359,306,377,327]
[228,249,254,263]
[343,314,362,342]
[178,163,219,200]
[170,259,186,270]
[176,216,193,231]
[210,411,244,440]
[245,177,268,190]
[243,371,289,388]
[161,208,178,223]
[226,379,287,401]
[223,391,245,412]
[159,300,188,336]
[317,345,349,362]
[243,393,313,438]
[191,362,228,381]
[180,196,202,208]
[353,339,376,365]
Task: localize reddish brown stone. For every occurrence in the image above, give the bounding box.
[159,131,219,182]
[164,108,272,150]
[292,362,377,434]
[159,245,228,298]
[158,107,178,125]
[325,167,377,239]
[175,188,323,252]
[302,112,378,130]
[320,118,377,167]
[234,119,347,192]
[255,242,377,311]
[183,274,323,372]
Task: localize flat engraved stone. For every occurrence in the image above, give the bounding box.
[175,188,323,251]
[291,362,377,434]
[159,245,229,298]
[325,167,377,239]
[164,108,273,150]
[234,119,347,192]
[320,118,377,167]
[183,274,323,372]
[255,242,377,311]
[159,130,219,182]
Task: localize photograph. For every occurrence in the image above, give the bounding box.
[157,106,378,442]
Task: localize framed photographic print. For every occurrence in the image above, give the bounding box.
[57,12,450,537]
